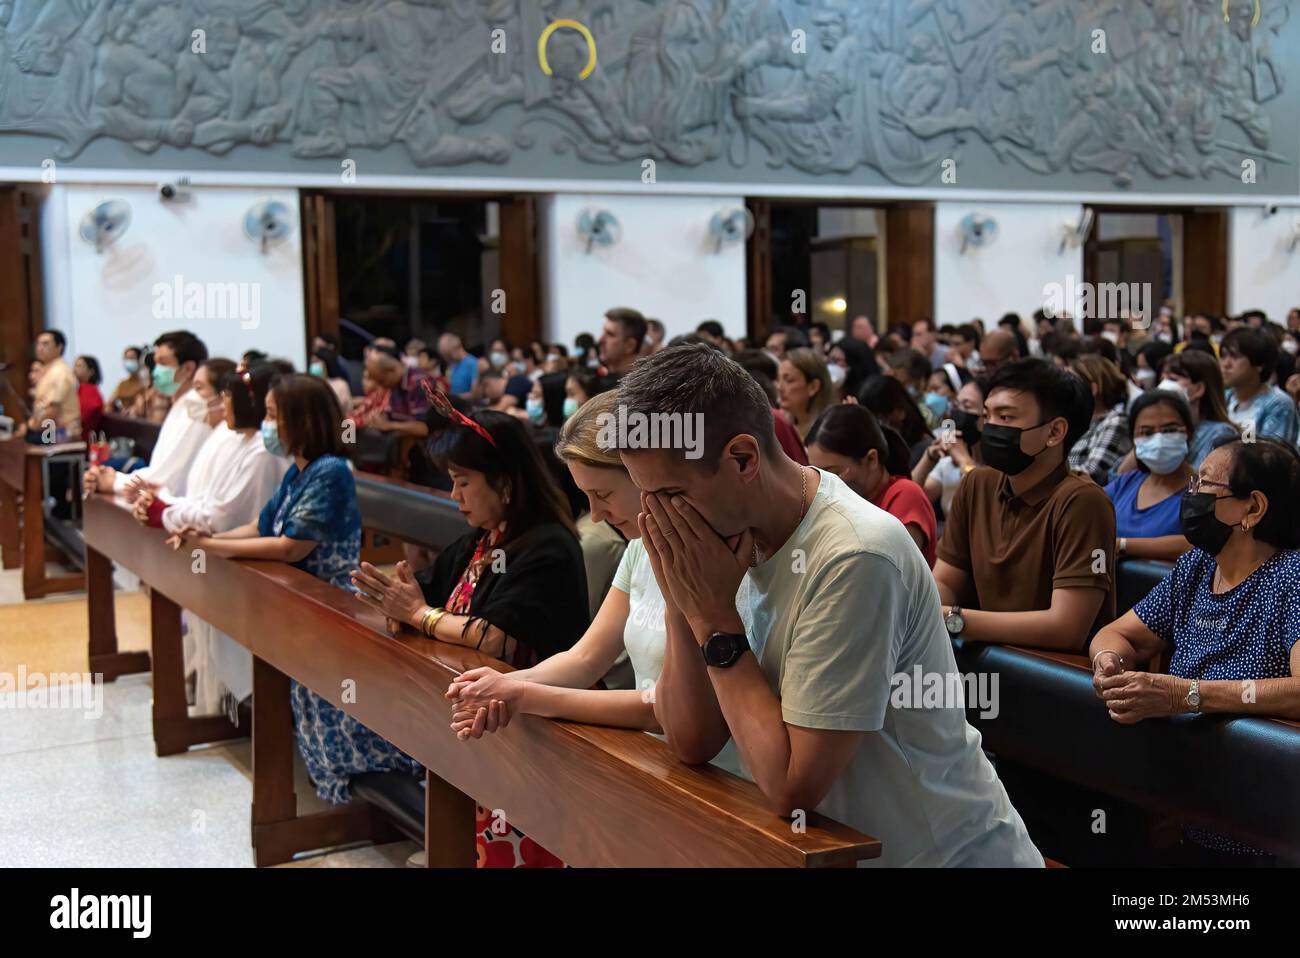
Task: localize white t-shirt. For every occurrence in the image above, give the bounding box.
[113,389,214,497]
[741,470,1042,867]
[612,538,754,777]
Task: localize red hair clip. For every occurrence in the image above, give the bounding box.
[421,379,498,448]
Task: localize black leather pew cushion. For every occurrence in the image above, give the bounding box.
[953,640,1300,860]
[354,475,468,551]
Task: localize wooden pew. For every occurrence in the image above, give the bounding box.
[0,436,86,599]
[82,495,880,867]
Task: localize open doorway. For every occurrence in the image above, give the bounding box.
[300,192,541,365]
[1083,207,1228,323]
[746,201,933,344]
[751,203,881,342]
[333,196,493,357]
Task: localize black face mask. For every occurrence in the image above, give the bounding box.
[1180,491,1237,556]
[980,422,1047,476]
[951,410,981,447]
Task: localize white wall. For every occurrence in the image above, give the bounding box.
[933,201,1085,328]
[539,193,747,349]
[1227,206,1300,322]
[43,184,306,375]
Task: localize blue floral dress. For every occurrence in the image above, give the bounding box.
[258,454,422,804]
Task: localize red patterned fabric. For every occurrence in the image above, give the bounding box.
[475,804,565,869]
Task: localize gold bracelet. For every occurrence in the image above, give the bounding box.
[422,607,448,637]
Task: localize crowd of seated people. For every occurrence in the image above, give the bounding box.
[33,298,1297,869]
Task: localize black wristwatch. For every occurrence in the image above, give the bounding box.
[702,632,749,668]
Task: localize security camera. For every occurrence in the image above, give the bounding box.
[158,178,192,203]
[1263,203,1280,217]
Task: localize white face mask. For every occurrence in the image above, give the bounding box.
[1100,330,1120,345]
[1283,339,1299,355]
[1157,379,1187,400]
[827,362,846,386]
[186,392,221,421]
[1135,368,1156,388]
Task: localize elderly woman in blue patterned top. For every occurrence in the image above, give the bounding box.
[1088,438,1300,724]
[1088,438,1300,863]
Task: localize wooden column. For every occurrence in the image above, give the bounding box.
[746,198,772,343]
[0,187,43,412]
[883,204,935,331]
[300,192,340,352]
[1182,209,1228,317]
[497,195,541,346]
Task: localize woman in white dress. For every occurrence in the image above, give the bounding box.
[133,364,288,719]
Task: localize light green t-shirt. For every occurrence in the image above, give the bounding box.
[742,470,1042,867]
[612,538,751,778]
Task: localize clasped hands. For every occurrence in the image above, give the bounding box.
[1092,651,1185,724]
[351,560,426,635]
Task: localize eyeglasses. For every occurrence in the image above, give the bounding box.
[1186,475,1233,495]
[420,379,498,448]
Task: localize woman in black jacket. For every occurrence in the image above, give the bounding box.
[351,400,588,867]
[352,403,588,667]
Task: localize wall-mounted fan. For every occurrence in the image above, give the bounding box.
[577,207,621,253]
[958,212,998,254]
[1058,208,1094,254]
[79,200,132,253]
[1286,217,1300,253]
[243,199,295,253]
[708,207,754,252]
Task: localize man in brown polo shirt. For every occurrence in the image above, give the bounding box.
[935,358,1116,651]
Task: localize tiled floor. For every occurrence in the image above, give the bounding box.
[0,567,417,868]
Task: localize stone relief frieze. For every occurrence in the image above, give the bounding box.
[0,0,1294,192]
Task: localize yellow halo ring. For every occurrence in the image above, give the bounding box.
[537,18,598,80]
[1222,0,1262,27]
